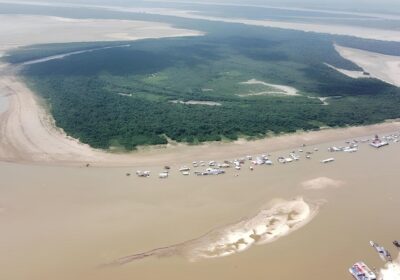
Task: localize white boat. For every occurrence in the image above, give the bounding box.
[278,157,287,164]
[264,159,273,165]
[370,241,392,262]
[159,172,169,179]
[290,153,300,160]
[321,158,335,164]
[349,262,376,280]
[344,147,358,153]
[285,157,294,163]
[182,171,190,176]
[370,135,389,148]
[136,170,150,177]
[179,167,190,172]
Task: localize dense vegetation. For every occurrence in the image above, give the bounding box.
[9,27,400,150]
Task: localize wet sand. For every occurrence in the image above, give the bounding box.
[1,134,400,280]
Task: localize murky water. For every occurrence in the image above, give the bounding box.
[0,136,399,280]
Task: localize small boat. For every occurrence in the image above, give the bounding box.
[179,167,190,172]
[136,171,150,177]
[182,171,190,176]
[349,262,377,280]
[264,159,273,165]
[321,158,335,164]
[370,241,392,262]
[159,172,169,179]
[250,166,254,171]
[278,157,286,164]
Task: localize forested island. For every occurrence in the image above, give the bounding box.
[7,24,400,150]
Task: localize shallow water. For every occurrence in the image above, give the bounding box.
[0,135,400,280]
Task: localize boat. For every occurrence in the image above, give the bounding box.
[285,157,293,163]
[206,168,225,175]
[290,153,300,160]
[264,159,273,165]
[370,135,389,148]
[182,171,190,176]
[159,172,169,179]
[344,147,358,153]
[370,241,392,262]
[321,158,335,164]
[349,262,377,280]
[179,167,190,172]
[393,240,400,249]
[278,157,286,164]
[136,170,150,177]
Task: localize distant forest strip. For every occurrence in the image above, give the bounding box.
[11,26,400,150]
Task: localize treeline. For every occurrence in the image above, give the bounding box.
[27,75,400,150]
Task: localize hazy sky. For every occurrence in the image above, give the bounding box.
[5,0,400,13]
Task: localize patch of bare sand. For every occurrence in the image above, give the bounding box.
[92,6,400,42]
[0,15,202,47]
[301,177,344,190]
[324,63,371,79]
[335,45,400,87]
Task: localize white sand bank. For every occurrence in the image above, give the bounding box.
[239,79,299,96]
[335,45,400,87]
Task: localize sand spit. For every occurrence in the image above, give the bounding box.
[3,1,400,42]
[89,6,400,42]
[106,197,321,265]
[0,15,203,47]
[379,253,400,280]
[21,44,132,66]
[324,63,371,80]
[239,79,299,97]
[301,177,344,190]
[335,45,400,87]
[170,100,222,106]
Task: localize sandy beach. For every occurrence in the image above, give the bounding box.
[2,1,400,42]
[335,45,400,87]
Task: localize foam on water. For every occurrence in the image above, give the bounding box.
[380,253,400,280]
[106,197,322,266]
[301,177,344,190]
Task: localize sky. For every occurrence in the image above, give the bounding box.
[4,0,400,14]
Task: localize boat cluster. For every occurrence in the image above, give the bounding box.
[349,240,400,280]
[133,133,399,179]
